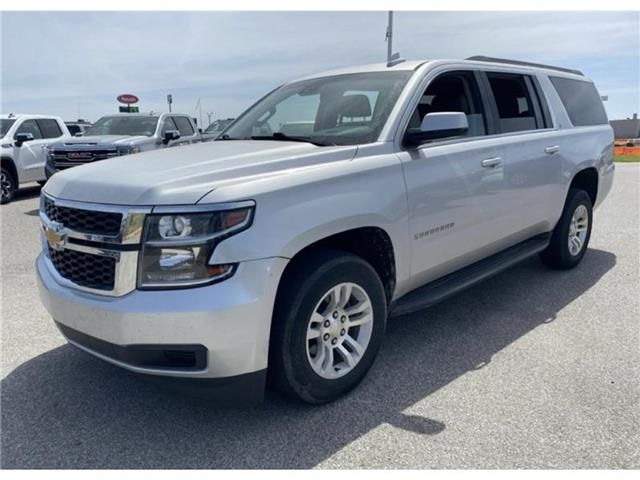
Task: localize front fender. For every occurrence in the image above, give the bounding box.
[207,152,411,287]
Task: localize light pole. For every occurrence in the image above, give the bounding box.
[385,11,403,67]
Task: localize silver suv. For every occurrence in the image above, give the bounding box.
[37,57,614,404]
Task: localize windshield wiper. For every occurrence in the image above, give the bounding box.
[250,132,333,147]
[216,134,242,141]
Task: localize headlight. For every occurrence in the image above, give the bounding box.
[137,204,254,289]
[116,145,140,155]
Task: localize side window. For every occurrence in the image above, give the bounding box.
[549,76,608,126]
[173,116,195,136]
[160,116,178,135]
[486,73,543,133]
[37,119,63,139]
[14,119,43,139]
[407,71,487,140]
[67,125,80,136]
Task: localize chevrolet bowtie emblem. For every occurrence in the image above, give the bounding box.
[45,221,66,251]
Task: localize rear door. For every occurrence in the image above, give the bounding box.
[480,71,564,240]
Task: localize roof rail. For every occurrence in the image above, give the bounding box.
[466,56,583,76]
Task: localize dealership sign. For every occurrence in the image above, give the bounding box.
[117,94,139,104]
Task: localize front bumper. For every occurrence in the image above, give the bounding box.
[37,252,288,379]
[44,160,56,179]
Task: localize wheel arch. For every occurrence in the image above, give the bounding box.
[276,225,397,306]
[1,156,19,184]
[569,167,598,206]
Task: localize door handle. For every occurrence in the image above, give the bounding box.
[481,157,503,168]
[544,145,560,155]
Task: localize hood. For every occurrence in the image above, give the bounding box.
[44,140,357,205]
[49,135,151,148]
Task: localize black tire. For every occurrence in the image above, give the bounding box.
[269,250,387,404]
[1,166,17,205]
[541,188,593,269]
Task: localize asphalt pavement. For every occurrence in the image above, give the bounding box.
[1,165,638,468]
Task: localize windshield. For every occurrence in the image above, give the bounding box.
[83,116,159,136]
[221,71,412,146]
[1,119,16,138]
[205,119,234,133]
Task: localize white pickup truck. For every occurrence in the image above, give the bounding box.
[1,114,70,204]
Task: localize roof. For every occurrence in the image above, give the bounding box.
[289,57,588,83]
[0,113,63,120]
[290,60,428,82]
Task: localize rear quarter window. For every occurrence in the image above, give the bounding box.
[549,76,608,126]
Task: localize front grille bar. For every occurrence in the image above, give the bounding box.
[40,193,152,297]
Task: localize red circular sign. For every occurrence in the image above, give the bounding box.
[117,94,139,104]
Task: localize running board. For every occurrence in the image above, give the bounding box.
[390,233,551,317]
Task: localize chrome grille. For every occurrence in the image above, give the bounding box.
[40,194,151,297]
[51,149,118,170]
[43,196,122,236]
[49,247,116,291]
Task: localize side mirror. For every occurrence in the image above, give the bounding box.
[404,112,468,147]
[198,128,203,134]
[163,130,181,145]
[15,132,34,147]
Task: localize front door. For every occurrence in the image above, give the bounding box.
[396,70,511,288]
[12,119,52,182]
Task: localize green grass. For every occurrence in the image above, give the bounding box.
[614,155,640,163]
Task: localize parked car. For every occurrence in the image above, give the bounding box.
[1,113,70,204]
[65,120,93,137]
[45,112,200,178]
[37,57,614,404]
[201,118,235,142]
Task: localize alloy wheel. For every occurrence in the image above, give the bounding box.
[568,204,589,256]
[305,282,374,379]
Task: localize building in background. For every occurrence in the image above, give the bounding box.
[610,113,640,140]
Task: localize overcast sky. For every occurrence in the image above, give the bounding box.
[1,11,638,125]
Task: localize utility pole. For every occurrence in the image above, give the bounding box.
[385,11,403,67]
[167,94,173,113]
[386,11,393,65]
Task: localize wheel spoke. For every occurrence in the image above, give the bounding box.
[574,236,583,250]
[321,286,341,315]
[337,344,356,368]
[339,283,352,308]
[313,343,326,369]
[348,312,373,327]
[343,334,365,357]
[307,328,321,340]
[321,346,334,374]
[345,301,370,316]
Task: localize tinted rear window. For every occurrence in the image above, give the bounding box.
[550,77,608,126]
